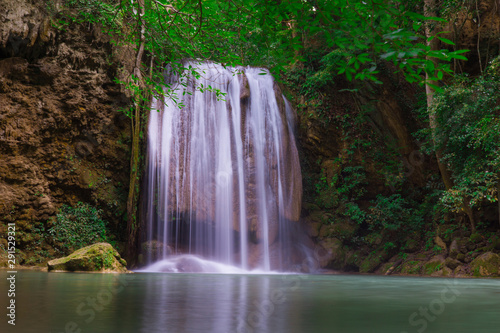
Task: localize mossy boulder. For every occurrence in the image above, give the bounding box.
[318,224,333,238]
[431,267,452,277]
[330,218,359,239]
[317,237,344,268]
[400,260,423,275]
[359,250,387,273]
[470,233,483,244]
[470,252,500,277]
[48,243,127,272]
[423,255,446,275]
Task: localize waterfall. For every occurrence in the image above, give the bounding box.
[143,61,303,271]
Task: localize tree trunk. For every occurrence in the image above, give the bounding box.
[126,0,146,263]
[424,0,476,233]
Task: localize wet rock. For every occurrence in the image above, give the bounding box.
[141,240,172,262]
[0,0,131,263]
[470,252,500,277]
[318,224,333,238]
[240,73,250,100]
[317,237,344,268]
[359,250,387,273]
[449,239,460,259]
[400,260,423,275]
[431,267,452,277]
[464,253,474,263]
[434,236,447,253]
[423,255,446,275]
[47,243,127,272]
[330,218,359,239]
[305,221,321,237]
[454,265,469,277]
[445,257,461,270]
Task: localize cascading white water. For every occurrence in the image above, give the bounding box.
[143,61,303,272]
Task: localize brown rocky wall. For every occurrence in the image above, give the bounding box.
[0,0,131,265]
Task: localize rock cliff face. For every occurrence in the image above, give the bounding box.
[0,0,131,265]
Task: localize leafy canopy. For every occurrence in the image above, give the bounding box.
[424,65,500,213]
[57,0,467,92]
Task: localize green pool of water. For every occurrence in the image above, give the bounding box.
[1,270,499,332]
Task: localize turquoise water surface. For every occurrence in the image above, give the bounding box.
[1,270,499,333]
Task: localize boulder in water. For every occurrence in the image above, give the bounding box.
[47,243,128,272]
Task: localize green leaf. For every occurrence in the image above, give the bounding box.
[427,16,447,22]
[380,51,396,59]
[437,36,455,45]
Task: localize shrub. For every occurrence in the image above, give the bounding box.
[367,194,424,235]
[48,202,108,254]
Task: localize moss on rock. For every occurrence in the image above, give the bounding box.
[47,243,127,272]
[317,237,345,268]
[400,260,423,275]
[330,218,359,239]
[470,252,500,277]
[359,250,386,273]
[423,255,446,275]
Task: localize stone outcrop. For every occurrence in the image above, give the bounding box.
[471,252,500,277]
[47,243,128,272]
[0,0,131,265]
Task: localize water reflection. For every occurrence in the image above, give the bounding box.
[140,274,290,333]
[1,271,500,333]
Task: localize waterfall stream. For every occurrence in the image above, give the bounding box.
[142,62,304,272]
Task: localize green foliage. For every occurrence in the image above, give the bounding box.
[367,194,424,233]
[422,61,500,215]
[48,202,108,254]
[278,0,467,86]
[52,0,468,97]
[402,260,422,274]
[45,0,479,259]
[65,0,122,28]
[315,164,367,224]
[383,241,396,252]
[424,230,436,250]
